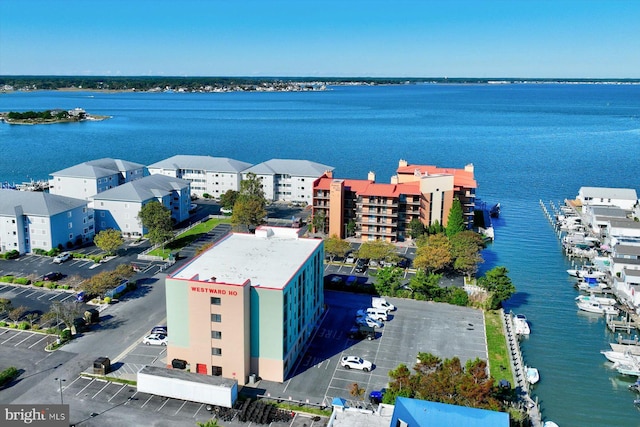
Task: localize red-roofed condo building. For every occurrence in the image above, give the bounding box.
[312,160,477,242]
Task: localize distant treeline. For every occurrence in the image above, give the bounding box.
[1,76,639,91]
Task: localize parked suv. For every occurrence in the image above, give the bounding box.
[53,252,71,264]
[355,258,368,273]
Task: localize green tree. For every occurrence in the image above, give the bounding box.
[231,197,267,230]
[373,266,404,296]
[477,266,516,309]
[408,218,425,239]
[231,173,267,230]
[324,235,352,261]
[427,220,445,235]
[346,219,356,237]
[356,240,398,263]
[311,210,327,234]
[408,269,444,300]
[219,189,239,210]
[449,230,484,277]
[137,201,174,245]
[93,229,124,255]
[0,298,12,316]
[413,233,451,273]
[445,199,465,238]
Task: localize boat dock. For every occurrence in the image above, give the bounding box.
[502,310,543,427]
[606,313,638,334]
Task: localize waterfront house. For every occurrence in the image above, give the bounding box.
[583,205,630,236]
[49,158,147,200]
[241,159,334,204]
[312,160,476,242]
[0,189,94,254]
[576,186,638,210]
[91,174,190,238]
[147,154,252,199]
[605,219,640,247]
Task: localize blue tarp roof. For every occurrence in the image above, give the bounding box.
[392,397,509,427]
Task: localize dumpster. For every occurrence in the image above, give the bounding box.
[93,357,111,375]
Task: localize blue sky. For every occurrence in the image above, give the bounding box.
[1,0,638,78]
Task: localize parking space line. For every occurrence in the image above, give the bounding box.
[37,293,49,300]
[108,384,128,402]
[64,376,84,391]
[28,334,49,349]
[59,294,75,302]
[15,288,31,296]
[124,391,139,405]
[76,379,95,396]
[157,397,170,412]
[174,400,187,416]
[141,394,154,408]
[2,331,22,345]
[192,403,205,418]
[25,291,39,297]
[92,381,111,399]
[14,334,34,347]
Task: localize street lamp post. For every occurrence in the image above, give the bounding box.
[54,377,66,405]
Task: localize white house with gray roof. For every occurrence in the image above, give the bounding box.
[0,189,94,254]
[577,186,638,210]
[242,159,333,203]
[147,155,252,198]
[49,158,147,200]
[91,175,190,237]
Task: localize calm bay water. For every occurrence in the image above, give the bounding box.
[1,84,640,425]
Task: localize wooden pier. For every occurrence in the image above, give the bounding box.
[502,310,543,427]
[606,314,637,334]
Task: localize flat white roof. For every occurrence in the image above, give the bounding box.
[171,227,322,290]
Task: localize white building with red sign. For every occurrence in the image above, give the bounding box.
[165,226,324,385]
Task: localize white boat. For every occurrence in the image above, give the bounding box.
[576,299,619,316]
[567,265,607,279]
[601,350,639,364]
[614,361,640,377]
[575,281,609,292]
[513,314,531,335]
[526,366,540,384]
[543,422,560,427]
[575,294,617,306]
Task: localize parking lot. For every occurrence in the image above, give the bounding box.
[0,327,58,351]
[251,290,487,409]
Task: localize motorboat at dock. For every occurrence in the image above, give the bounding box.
[512,313,531,336]
[526,366,540,385]
[575,293,617,306]
[576,299,619,316]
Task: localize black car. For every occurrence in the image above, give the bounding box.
[151,325,168,335]
[43,272,63,281]
[355,258,368,273]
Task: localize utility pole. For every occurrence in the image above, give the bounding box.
[54,377,66,404]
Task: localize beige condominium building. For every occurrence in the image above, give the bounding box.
[165,226,324,385]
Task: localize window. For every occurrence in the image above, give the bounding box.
[211,297,221,305]
[211,348,222,356]
[211,313,221,322]
[68,222,73,229]
[396,421,408,427]
[67,212,72,218]
[211,366,222,376]
[211,331,222,339]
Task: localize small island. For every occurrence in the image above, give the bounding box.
[0,108,109,125]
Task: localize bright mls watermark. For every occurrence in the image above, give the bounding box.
[1,405,68,426]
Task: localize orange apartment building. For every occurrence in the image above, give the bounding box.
[312,160,477,242]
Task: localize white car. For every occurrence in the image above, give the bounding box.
[340,356,373,372]
[53,252,71,264]
[142,333,168,346]
[355,315,383,329]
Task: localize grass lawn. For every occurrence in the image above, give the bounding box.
[148,218,231,259]
[485,310,513,384]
